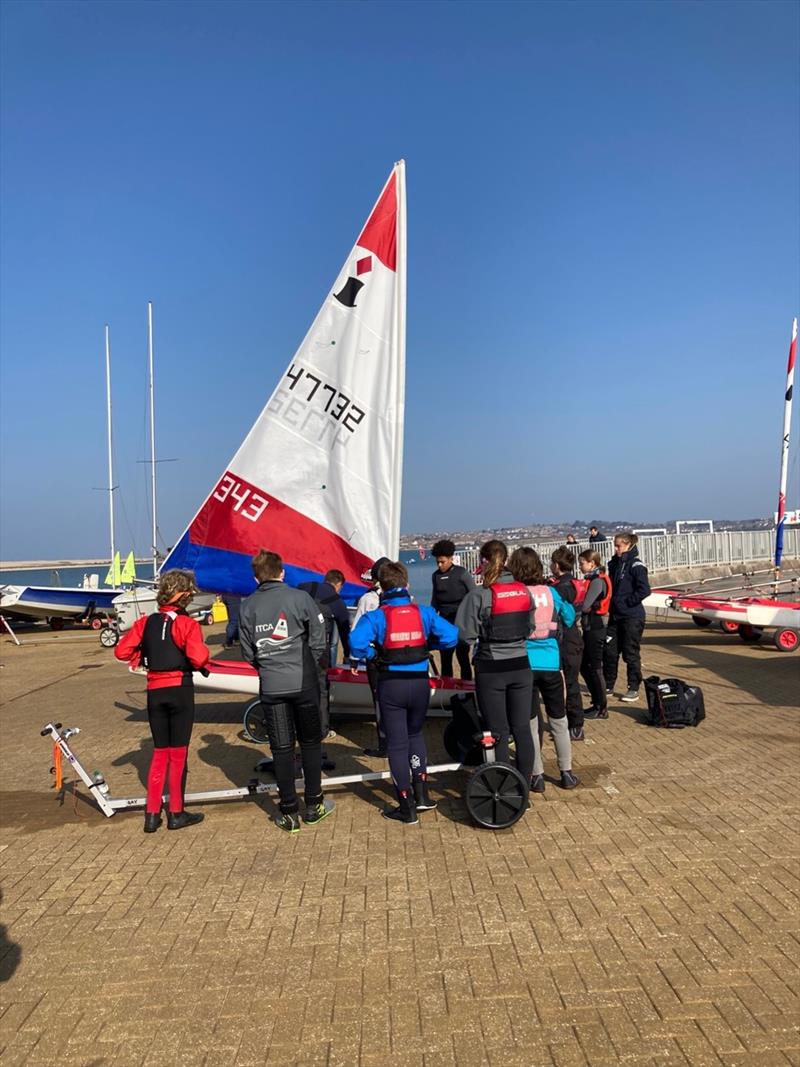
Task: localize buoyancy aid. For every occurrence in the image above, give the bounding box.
[571,578,590,606]
[588,573,613,616]
[484,582,532,642]
[140,610,193,673]
[378,603,430,665]
[524,585,559,640]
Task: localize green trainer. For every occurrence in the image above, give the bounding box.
[304,797,335,825]
[275,810,302,834]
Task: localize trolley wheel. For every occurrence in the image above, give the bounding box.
[773,628,799,653]
[442,720,482,766]
[691,616,712,629]
[464,761,528,830]
[737,624,763,644]
[203,612,215,627]
[49,617,65,631]
[719,619,739,635]
[99,626,119,648]
[90,615,104,630]
[243,699,270,744]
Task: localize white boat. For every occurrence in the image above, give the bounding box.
[0,583,119,625]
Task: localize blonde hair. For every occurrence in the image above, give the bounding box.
[480,539,508,587]
[614,532,638,548]
[157,569,198,606]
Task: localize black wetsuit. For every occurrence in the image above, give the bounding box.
[431,563,475,680]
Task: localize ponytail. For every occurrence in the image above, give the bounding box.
[479,539,508,587]
[578,549,604,572]
[616,532,638,549]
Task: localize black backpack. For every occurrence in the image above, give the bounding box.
[644,676,705,728]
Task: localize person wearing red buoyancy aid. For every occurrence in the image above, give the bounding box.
[349,561,459,824]
[509,548,579,792]
[115,569,211,833]
[455,540,536,790]
[577,549,613,719]
[550,546,585,742]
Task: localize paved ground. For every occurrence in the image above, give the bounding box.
[0,618,798,1066]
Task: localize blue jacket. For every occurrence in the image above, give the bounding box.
[607,547,651,621]
[349,588,459,674]
[525,587,575,672]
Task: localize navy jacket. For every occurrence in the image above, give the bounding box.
[607,548,650,621]
[298,580,351,656]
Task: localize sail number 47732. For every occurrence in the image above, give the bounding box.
[213,475,269,522]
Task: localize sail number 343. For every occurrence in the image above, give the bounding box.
[213,476,269,522]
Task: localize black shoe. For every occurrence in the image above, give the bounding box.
[321,758,337,772]
[560,770,580,790]
[304,795,335,825]
[382,790,419,824]
[570,726,585,742]
[412,775,437,812]
[363,746,388,758]
[143,812,162,833]
[584,706,608,720]
[530,774,545,794]
[167,810,205,830]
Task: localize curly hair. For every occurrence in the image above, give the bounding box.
[157,569,199,606]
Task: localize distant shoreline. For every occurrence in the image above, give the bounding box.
[0,559,149,571]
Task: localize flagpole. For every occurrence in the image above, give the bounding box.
[774,317,797,578]
[147,301,158,578]
[105,325,117,590]
[390,159,407,560]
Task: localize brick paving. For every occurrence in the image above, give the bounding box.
[0,617,798,1066]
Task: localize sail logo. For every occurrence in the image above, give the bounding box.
[255,612,290,648]
[334,254,372,308]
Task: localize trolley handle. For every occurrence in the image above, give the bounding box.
[40,722,62,737]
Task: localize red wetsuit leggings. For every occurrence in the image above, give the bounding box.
[145,685,195,814]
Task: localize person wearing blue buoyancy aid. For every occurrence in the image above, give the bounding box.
[509,547,579,793]
[349,560,459,825]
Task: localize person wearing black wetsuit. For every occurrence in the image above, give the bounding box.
[577,549,612,719]
[430,539,475,680]
[550,546,584,741]
[603,533,651,702]
[298,569,351,738]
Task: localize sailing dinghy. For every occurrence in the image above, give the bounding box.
[154,162,470,706]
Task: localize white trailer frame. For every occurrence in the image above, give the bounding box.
[675,519,715,535]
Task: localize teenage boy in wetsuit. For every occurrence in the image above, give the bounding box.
[239,550,332,834]
[115,569,211,833]
[349,561,459,824]
[430,539,475,680]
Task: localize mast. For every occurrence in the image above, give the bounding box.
[147,301,158,578]
[104,325,117,589]
[775,317,797,577]
[389,159,407,559]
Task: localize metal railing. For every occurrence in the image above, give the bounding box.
[455,528,800,576]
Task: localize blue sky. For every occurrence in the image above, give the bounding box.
[1,0,798,559]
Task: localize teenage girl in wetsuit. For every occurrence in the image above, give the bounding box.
[455,540,535,790]
[577,550,612,720]
[115,569,210,833]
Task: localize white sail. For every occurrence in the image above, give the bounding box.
[163,163,407,601]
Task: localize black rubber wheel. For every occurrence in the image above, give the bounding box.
[49,617,65,632]
[204,612,215,627]
[773,628,799,653]
[737,624,763,644]
[243,699,269,744]
[692,616,712,629]
[464,762,528,829]
[442,720,482,766]
[99,626,119,648]
[719,619,739,635]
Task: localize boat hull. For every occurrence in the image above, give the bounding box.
[668,595,800,630]
[194,660,474,713]
[0,584,119,621]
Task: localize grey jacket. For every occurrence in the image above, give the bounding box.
[455,571,534,666]
[240,581,327,696]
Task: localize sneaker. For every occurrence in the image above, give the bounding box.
[530,774,546,794]
[620,689,640,703]
[605,686,615,696]
[560,770,580,790]
[166,810,204,830]
[304,797,335,825]
[569,727,585,742]
[275,810,302,834]
[584,706,608,720]
[363,746,388,758]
